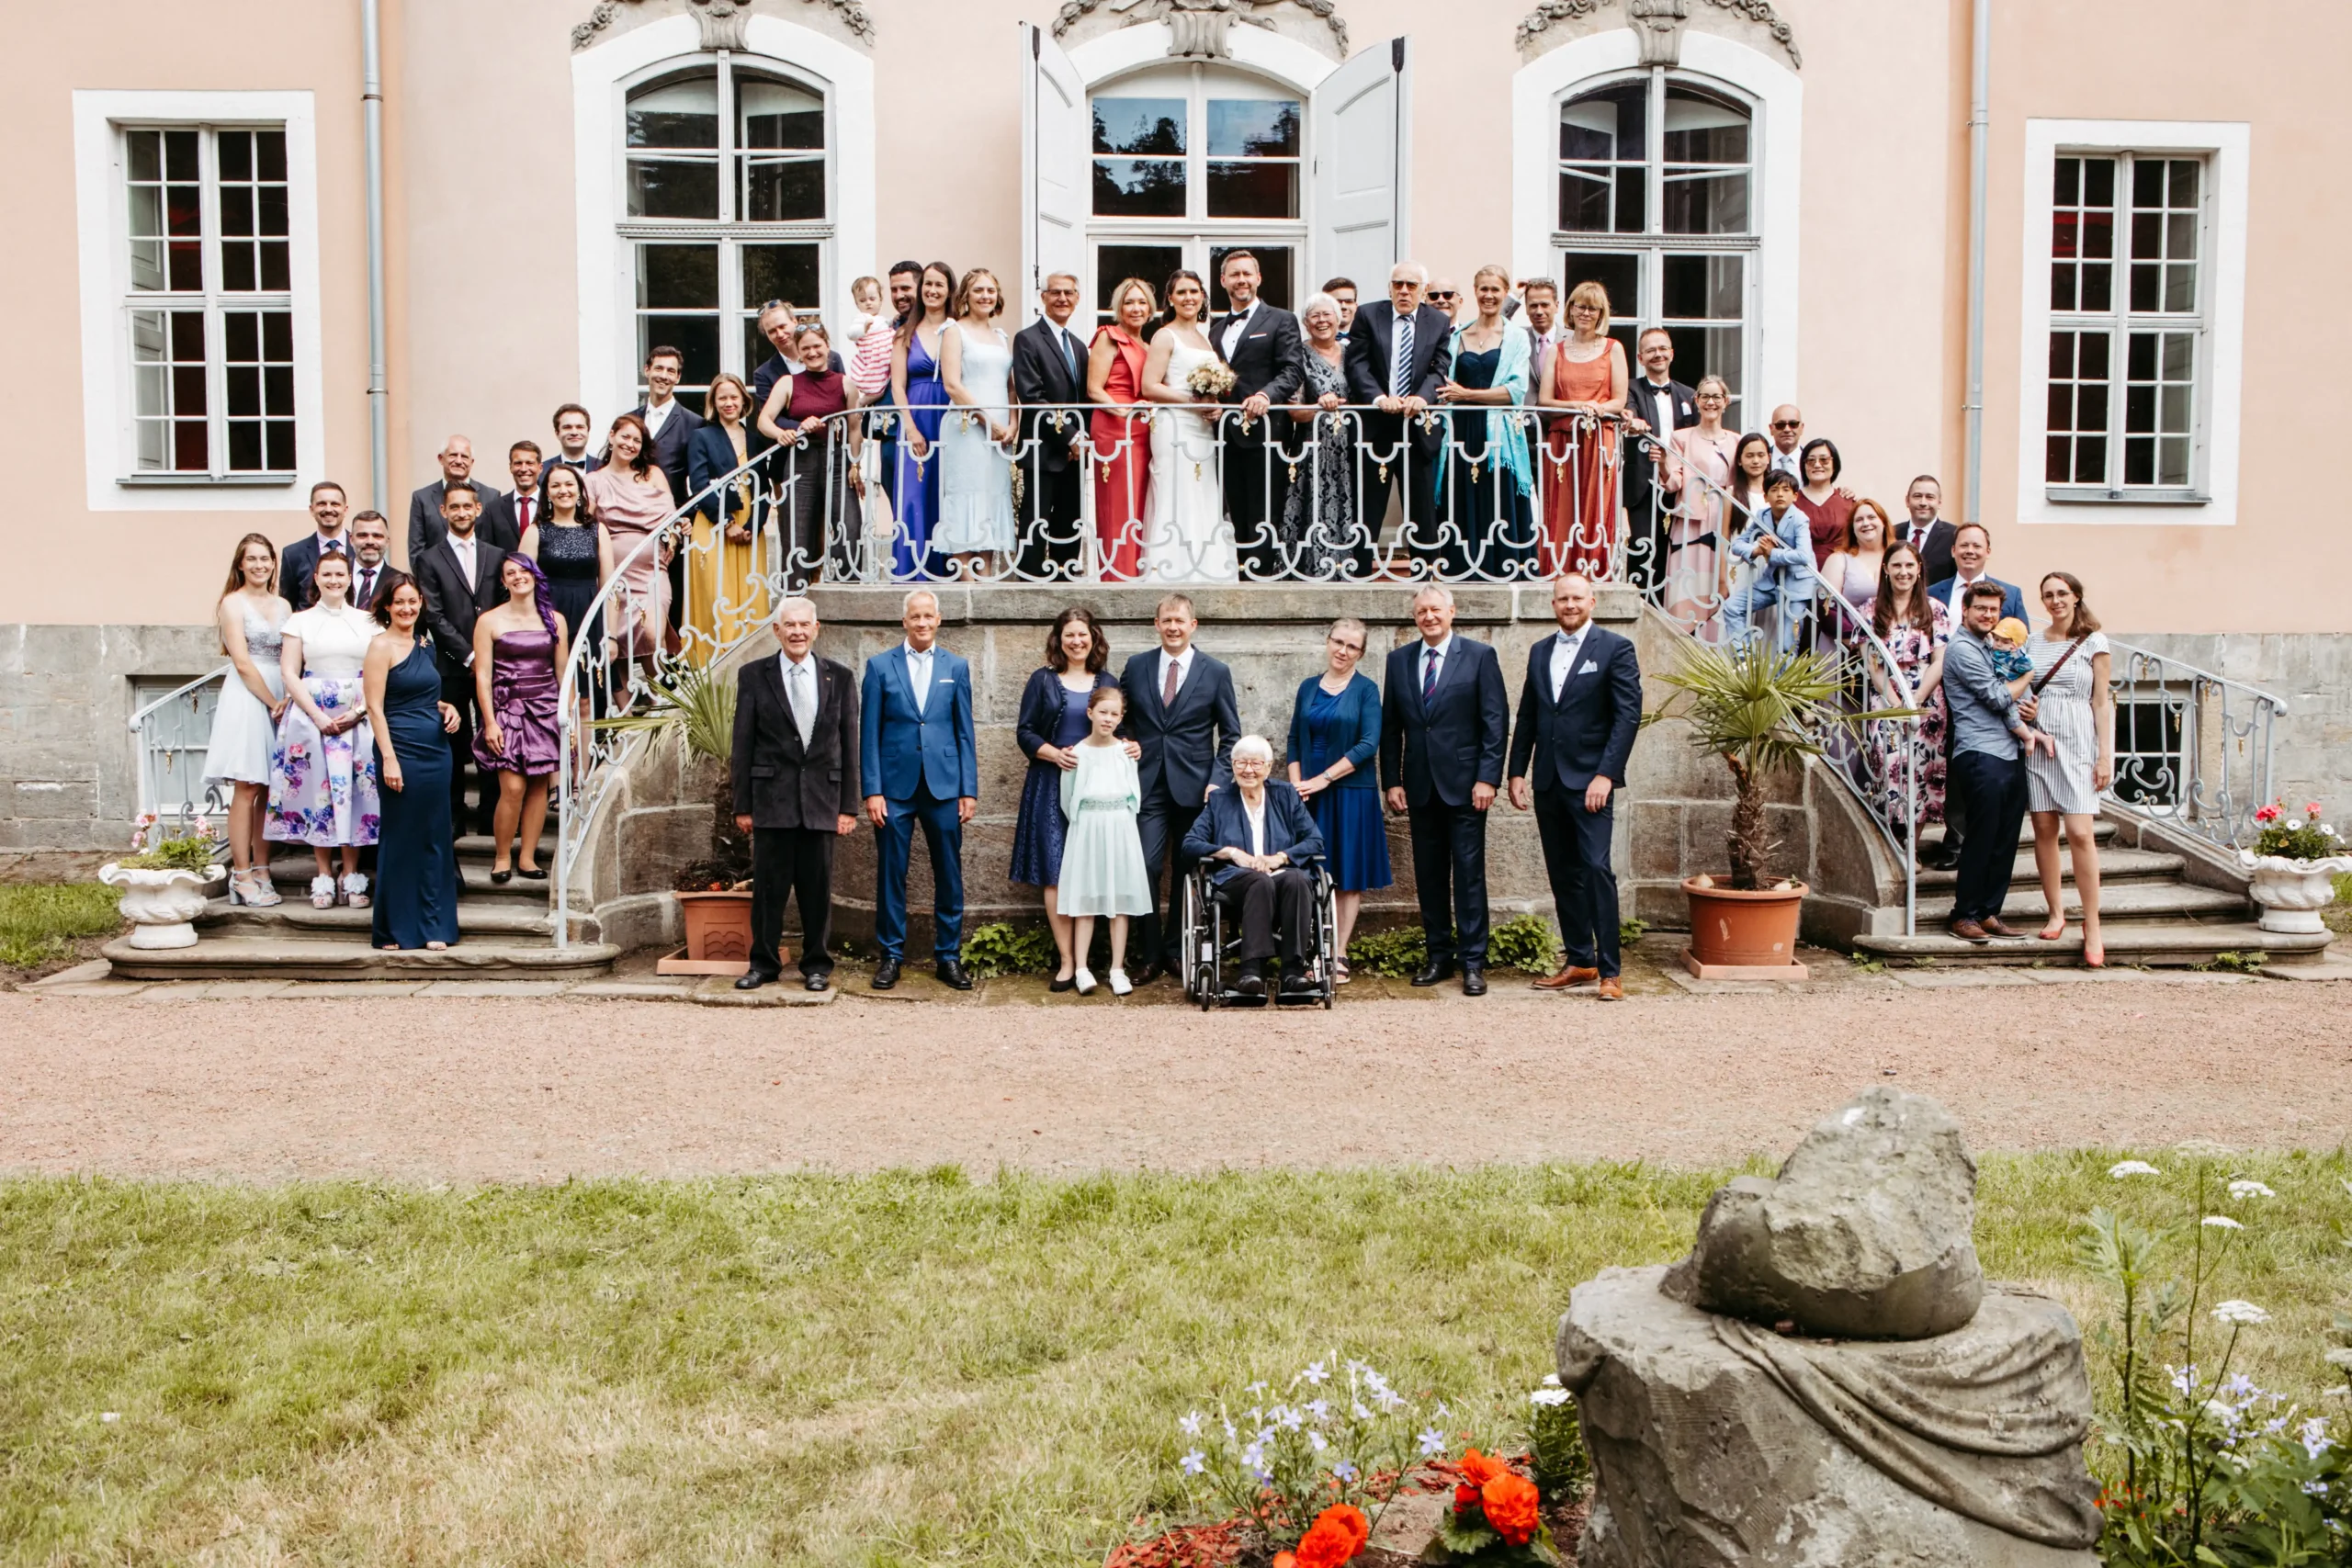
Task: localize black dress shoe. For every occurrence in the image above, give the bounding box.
[1128,961,1163,987]
[1049,974,1077,993]
[802,969,831,992]
[935,957,975,991]
[517,865,548,881]
[871,957,902,989]
[490,868,513,886]
[1460,962,1488,997]
[1234,964,1266,998]
[1277,966,1314,1000]
[734,970,774,991]
[1410,960,1455,987]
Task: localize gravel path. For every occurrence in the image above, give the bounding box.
[4,971,2346,1180]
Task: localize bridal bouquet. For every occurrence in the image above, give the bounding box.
[1185,359,1238,400]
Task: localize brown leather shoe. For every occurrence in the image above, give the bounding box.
[1947,919,1990,943]
[1596,976,1624,1001]
[1533,964,1600,991]
[1980,917,2025,939]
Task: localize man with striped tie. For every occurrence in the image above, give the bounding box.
[1342,262,1455,574]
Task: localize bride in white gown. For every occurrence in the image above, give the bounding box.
[1138,270,1237,583]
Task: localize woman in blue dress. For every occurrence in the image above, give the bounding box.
[1286,615,1390,981]
[888,260,957,580]
[1010,606,1120,990]
[1435,265,1538,580]
[361,572,464,951]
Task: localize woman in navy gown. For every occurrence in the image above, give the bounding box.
[888,261,956,579]
[361,572,464,950]
[1286,615,1390,981]
[1010,606,1119,990]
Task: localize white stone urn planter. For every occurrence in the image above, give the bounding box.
[2237,852,2352,935]
[97,862,224,949]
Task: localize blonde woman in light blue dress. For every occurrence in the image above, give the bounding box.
[1057,685,1152,996]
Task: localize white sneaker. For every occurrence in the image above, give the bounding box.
[1107,968,1133,997]
[1073,967,1098,996]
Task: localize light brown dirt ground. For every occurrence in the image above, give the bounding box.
[3,963,2346,1179]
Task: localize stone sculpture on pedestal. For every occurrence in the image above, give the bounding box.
[1555,1089,2106,1567]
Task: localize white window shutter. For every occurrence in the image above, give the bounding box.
[1021,22,1087,326]
[1312,37,1409,288]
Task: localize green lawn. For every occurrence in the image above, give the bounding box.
[3,1154,2346,1565]
[0,884,121,975]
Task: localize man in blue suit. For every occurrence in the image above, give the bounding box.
[859,589,978,990]
[1924,521,2026,872]
[1380,584,1511,995]
[1508,572,1643,1000]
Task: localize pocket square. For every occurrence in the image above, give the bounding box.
[1578,660,1598,673]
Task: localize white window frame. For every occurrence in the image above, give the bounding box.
[73,90,325,512]
[574,12,876,425]
[1510,29,1801,414]
[2014,118,2247,528]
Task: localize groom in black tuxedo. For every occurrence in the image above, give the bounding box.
[1508,572,1644,1000]
[1211,251,1304,580]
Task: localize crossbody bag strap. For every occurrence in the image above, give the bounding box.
[2030,634,2088,695]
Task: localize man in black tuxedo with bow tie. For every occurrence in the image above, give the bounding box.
[1011,273,1091,580]
[1119,593,1241,981]
[1209,251,1304,579]
[1509,572,1643,1001]
[413,480,511,837]
[1622,329,1700,596]
[1344,263,1455,574]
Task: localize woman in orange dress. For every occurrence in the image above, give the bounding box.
[1085,277,1156,581]
[1536,280,1628,580]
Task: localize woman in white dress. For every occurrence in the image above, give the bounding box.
[203,532,291,907]
[934,266,1018,579]
[1139,269,1237,582]
[2024,570,2115,968]
[267,551,383,908]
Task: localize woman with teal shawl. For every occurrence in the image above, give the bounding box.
[1434,266,1538,580]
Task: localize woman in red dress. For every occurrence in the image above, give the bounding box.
[1792,436,1856,570]
[1537,280,1628,580]
[1085,277,1156,581]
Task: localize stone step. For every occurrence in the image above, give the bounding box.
[198,897,557,942]
[1853,922,2331,967]
[1917,818,2116,851]
[255,858,551,901]
[1910,877,2248,928]
[1912,846,2184,893]
[102,935,618,983]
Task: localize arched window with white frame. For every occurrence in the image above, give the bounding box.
[619,55,831,408]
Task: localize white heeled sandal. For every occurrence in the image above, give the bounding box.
[310,874,338,909]
[340,873,371,908]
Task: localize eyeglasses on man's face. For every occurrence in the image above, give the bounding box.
[1427,291,1457,303]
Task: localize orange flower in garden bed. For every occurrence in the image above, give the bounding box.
[1479,1472,1542,1547]
[1272,1503,1371,1568]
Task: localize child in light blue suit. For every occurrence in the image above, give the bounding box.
[1719,469,1816,653]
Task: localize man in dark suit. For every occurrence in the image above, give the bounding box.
[1118,592,1241,981]
[1011,273,1091,580]
[545,403,601,488]
[1508,572,1643,1000]
[1381,584,1510,995]
[1344,265,1455,574]
[1210,251,1305,579]
[859,589,978,992]
[407,436,505,565]
[628,345,705,634]
[1905,474,1960,586]
[731,597,860,992]
[475,442,542,554]
[280,479,352,612]
[1622,328,1701,596]
[346,510,392,617]
[413,480,511,837]
[1924,520,2027,872]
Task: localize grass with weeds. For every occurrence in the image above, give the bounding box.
[2,1153,2346,1565]
[0,884,121,974]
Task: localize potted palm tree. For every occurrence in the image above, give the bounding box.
[1651,637,1904,977]
[596,661,759,973]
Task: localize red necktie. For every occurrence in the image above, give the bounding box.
[517,495,532,533]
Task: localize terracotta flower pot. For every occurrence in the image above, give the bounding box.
[1682,875,1807,968]
[676,888,755,963]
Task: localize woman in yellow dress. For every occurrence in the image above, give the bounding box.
[683,372,768,663]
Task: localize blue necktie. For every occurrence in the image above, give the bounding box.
[1422,646,1441,699]
[1057,329,1079,384]
[1393,313,1415,398]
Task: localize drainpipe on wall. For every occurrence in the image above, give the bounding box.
[363,0,390,516]
[1962,0,1989,524]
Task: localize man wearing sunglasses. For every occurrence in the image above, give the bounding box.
[1767,405,1806,479]
[1342,262,1454,575]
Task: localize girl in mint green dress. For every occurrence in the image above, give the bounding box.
[1057,685,1151,996]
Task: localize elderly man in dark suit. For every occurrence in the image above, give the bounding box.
[1344,263,1455,574]
[1119,592,1241,982]
[1381,583,1510,995]
[413,480,511,837]
[1210,251,1305,579]
[1508,572,1643,1000]
[1011,273,1091,580]
[730,596,860,992]
[407,435,507,564]
[1622,328,1700,596]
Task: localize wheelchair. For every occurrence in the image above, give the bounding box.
[1179,856,1339,1010]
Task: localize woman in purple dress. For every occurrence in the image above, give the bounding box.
[888,260,956,580]
[470,554,567,881]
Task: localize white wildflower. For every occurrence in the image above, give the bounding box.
[1332,1461,1359,1483]
[1279,1405,1305,1432]
[1418,1427,1447,1458]
[1178,1411,1203,1438]
[1308,1430,1329,1453]
[2303,1479,2330,1497]
[2227,1179,2276,1201]
[2109,1159,2163,1179]
[1542,1372,1562,1387]
[1352,1401,1373,1421]
[1302,1360,1329,1385]
[100,1412,119,1424]
[1306,1399,1330,1421]
[2201,1214,2244,1231]
[2211,1300,2270,1326]
[1529,1388,1573,1407]
[1181,1450,1205,1475]
[2221,1373,2257,1400]
[2301,1417,2334,1461]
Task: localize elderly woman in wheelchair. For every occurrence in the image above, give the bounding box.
[1182,735,1329,1002]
